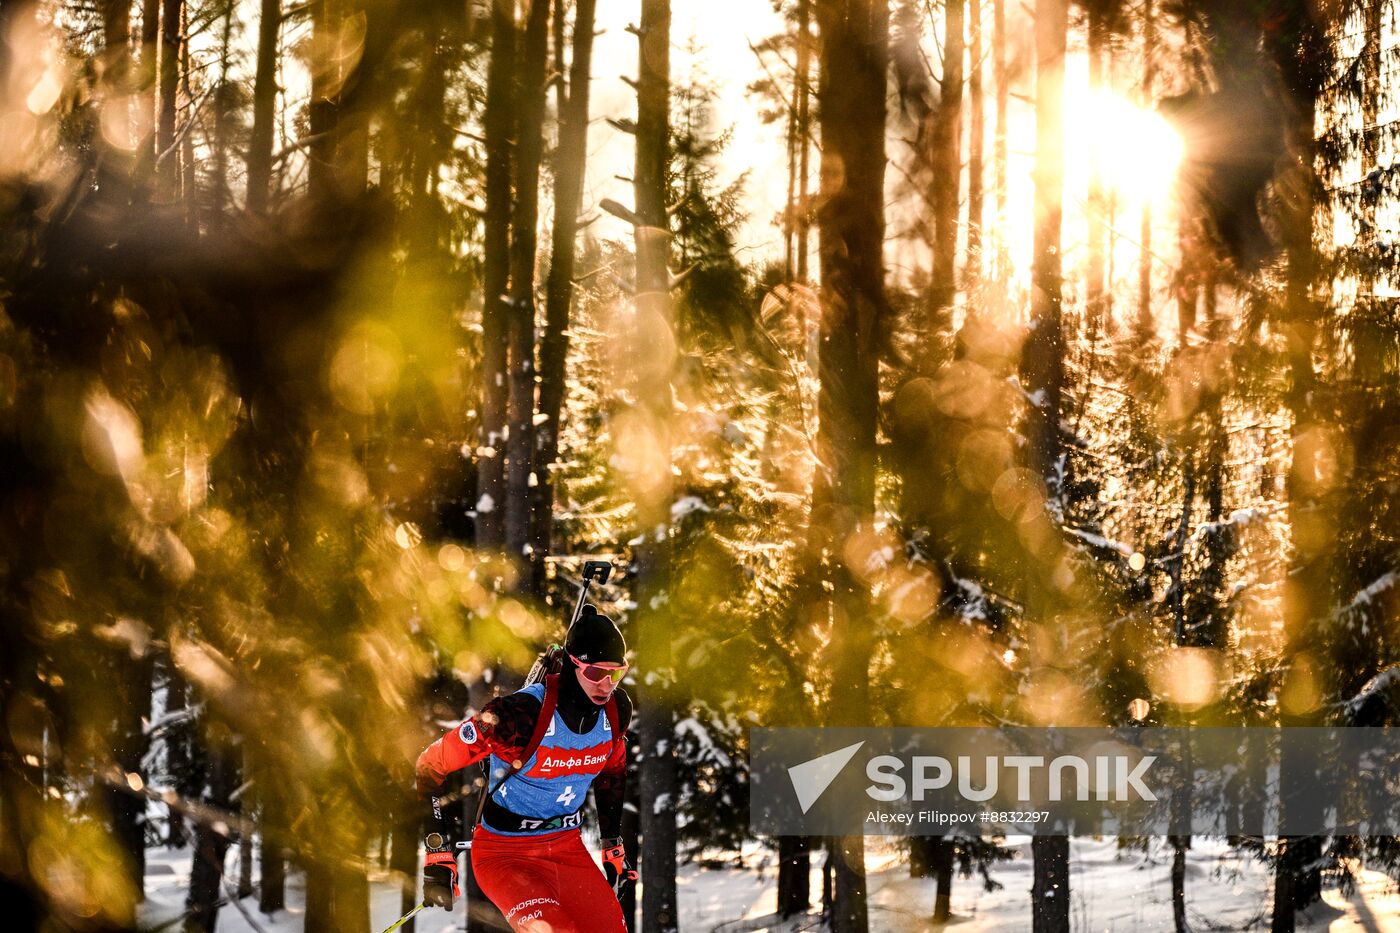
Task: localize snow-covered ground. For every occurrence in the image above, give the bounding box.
[138,837,1400,932]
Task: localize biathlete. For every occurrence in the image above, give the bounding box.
[414,605,638,932]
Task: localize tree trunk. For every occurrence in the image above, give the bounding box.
[308,0,336,204]
[1199,272,1227,647]
[784,29,799,283]
[1274,73,1326,933]
[1258,6,1329,922]
[1137,201,1153,338]
[246,0,281,213]
[1171,835,1189,931]
[178,0,196,227]
[102,1,130,68]
[795,0,813,282]
[139,0,158,158]
[1359,0,1382,298]
[333,0,371,200]
[777,836,811,918]
[1169,432,1197,933]
[1031,836,1069,932]
[109,652,152,919]
[1022,0,1066,492]
[1364,0,1382,171]
[210,0,234,221]
[1170,712,1198,933]
[101,0,131,149]
[632,1,679,930]
[405,7,448,253]
[992,0,1007,281]
[304,860,371,933]
[475,0,516,551]
[1024,0,1070,929]
[930,0,963,315]
[504,0,550,566]
[237,798,254,900]
[257,793,285,913]
[1169,463,1195,644]
[1272,842,1296,933]
[822,840,835,915]
[552,0,566,114]
[966,0,983,283]
[305,860,329,933]
[157,0,181,199]
[1085,1,1107,334]
[931,837,954,922]
[638,693,678,933]
[306,0,376,206]
[909,835,931,877]
[389,800,418,933]
[1136,0,1155,340]
[812,1,888,931]
[531,0,599,590]
[1175,216,1200,346]
[924,14,968,890]
[166,662,190,848]
[251,750,286,915]
[622,775,640,932]
[183,746,235,933]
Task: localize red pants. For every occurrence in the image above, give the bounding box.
[470,825,626,932]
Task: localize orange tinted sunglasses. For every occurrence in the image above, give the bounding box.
[570,654,628,684]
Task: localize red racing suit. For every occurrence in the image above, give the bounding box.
[416,684,631,932]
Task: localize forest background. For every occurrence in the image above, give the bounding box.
[2,0,1399,931]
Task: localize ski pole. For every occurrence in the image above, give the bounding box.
[378,901,428,933]
[458,840,472,933]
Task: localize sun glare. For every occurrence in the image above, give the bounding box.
[1067,89,1185,203]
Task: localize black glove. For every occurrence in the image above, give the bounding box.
[600,838,638,900]
[423,832,458,910]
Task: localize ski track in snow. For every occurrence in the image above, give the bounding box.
[138,837,1400,932]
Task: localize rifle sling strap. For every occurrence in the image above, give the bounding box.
[473,673,559,827]
[471,674,622,830]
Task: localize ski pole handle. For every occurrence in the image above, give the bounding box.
[571,560,613,624]
[601,842,638,901]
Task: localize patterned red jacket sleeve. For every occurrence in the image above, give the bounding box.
[600,721,629,773]
[593,688,632,838]
[415,692,540,795]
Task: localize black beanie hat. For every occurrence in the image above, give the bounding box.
[565,605,627,664]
